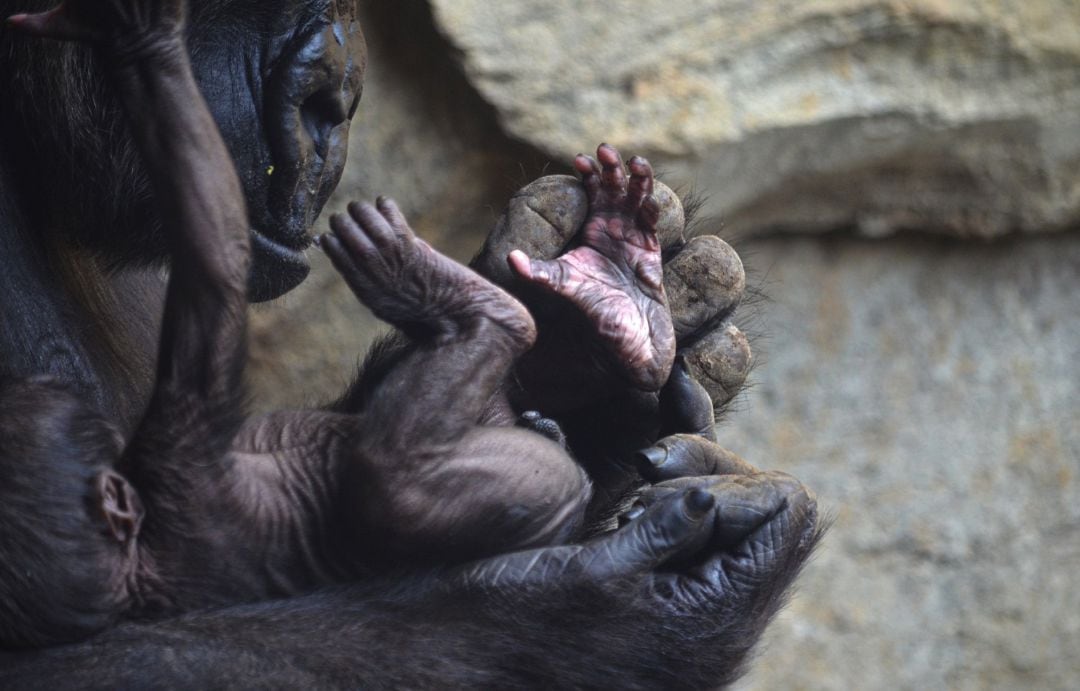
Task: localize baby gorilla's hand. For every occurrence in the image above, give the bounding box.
[508,144,674,391]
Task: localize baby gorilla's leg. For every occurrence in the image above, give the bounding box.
[319,200,589,563]
[320,197,535,436]
[360,426,589,562]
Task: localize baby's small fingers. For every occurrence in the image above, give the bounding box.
[347,201,397,252]
[330,211,378,262]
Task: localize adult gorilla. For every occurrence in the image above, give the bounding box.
[0,0,821,687]
[0,0,364,427]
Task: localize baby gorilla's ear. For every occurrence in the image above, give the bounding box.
[94,471,144,546]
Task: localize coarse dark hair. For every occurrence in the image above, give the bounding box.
[0,378,126,647]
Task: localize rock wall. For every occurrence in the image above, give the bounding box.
[727,235,1079,689]
[248,2,1080,687]
[430,0,1080,239]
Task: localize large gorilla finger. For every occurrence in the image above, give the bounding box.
[635,434,759,483]
[457,488,716,588]
[682,323,753,409]
[459,470,817,592]
[659,355,717,440]
[663,235,745,340]
[622,472,819,570]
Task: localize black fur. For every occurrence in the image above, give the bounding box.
[0,380,124,647]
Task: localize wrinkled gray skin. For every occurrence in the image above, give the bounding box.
[0,0,821,686]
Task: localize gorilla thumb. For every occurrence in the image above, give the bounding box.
[583,489,714,579]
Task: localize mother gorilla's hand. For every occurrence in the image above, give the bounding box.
[451,437,822,689]
[472,147,755,518]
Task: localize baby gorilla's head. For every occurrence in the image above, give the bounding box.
[0,379,139,647]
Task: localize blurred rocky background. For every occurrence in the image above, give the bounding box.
[247,2,1080,688]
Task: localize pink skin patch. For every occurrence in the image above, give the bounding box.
[508,144,675,391]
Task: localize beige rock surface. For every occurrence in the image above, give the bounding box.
[430,0,1080,237]
[727,233,1080,689]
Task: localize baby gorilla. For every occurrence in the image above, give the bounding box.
[0,0,678,649]
[314,145,674,561]
[0,0,674,646]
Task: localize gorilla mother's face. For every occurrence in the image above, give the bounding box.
[188,0,366,301]
[0,1,364,301]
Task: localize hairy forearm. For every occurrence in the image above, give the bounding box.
[108,39,249,291]
[106,35,249,477]
[0,577,734,690]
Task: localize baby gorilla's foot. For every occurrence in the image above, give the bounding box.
[320,198,535,347]
[509,144,675,391]
[517,411,568,448]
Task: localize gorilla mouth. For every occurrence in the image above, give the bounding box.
[252,225,311,255]
[248,227,313,302]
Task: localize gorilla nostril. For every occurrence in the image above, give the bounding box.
[300,88,348,160]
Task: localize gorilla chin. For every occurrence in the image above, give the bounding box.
[249,228,312,302]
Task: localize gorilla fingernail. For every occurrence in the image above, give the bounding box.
[636,446,669,469]
[684,489,715,518]
[624,502,646,522]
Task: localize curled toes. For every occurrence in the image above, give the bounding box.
[595,143,628,200]
[626,156,654,213]
[664,236,746,341]
[682,324,752,408]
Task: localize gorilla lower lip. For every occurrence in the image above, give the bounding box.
[249,229,312,302]
[251,227,311,255]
